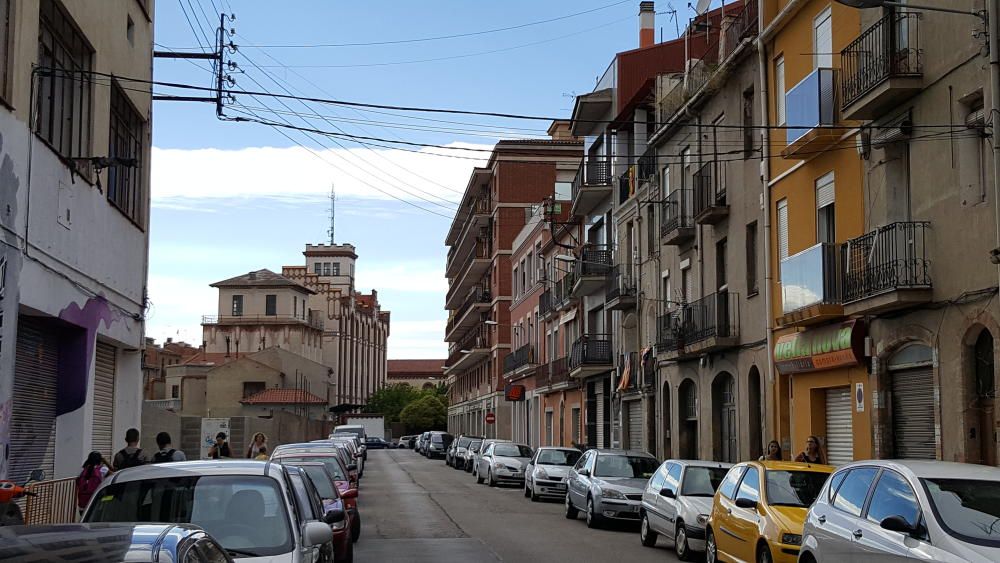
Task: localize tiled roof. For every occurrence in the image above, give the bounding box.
[241,388,327,405]
[387,359,445,376]
[211,269,315,293]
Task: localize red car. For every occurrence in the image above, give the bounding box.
[274,452,361,543]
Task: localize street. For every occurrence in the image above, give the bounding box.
[354,449,680,563]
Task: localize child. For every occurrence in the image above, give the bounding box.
[76,451,110,516]
[254,446,269,460]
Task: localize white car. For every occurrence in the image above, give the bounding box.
[470,439,510,479]
[476,442,533,486]
[639,459,731,560]
[800,460,1000,563]
[83,460,334,562]
[524,447,583,501]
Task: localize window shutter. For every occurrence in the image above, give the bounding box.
[777,199,789,261]
[816,173,835,208]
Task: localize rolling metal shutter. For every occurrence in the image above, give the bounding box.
[11,317,58,483]
[595,390,605,447]
[777,200,789,261]
[92,342,116,459]
[891,367,936,459]
[626,400,643,451]
[825,387,854,466]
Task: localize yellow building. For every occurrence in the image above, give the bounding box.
[762,0,869,464]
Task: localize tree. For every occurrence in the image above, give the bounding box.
[399,395,447,432]
[363,384,423,423]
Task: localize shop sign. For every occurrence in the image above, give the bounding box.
[505,384,525,402]
[774,320,866,375]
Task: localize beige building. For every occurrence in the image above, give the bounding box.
[387,359,445,390]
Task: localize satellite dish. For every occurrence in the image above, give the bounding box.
[695,0,711,15]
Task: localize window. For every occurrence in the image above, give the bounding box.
[513,266,519,297]
[719,466,745,499]
[313,263,322,274]
[571,407,581,443]
[832,467,878,517]
[265,295,277,316]
[777,198,789,261]
[716,238,727,290]
[243,381,266,399]
[171,385,179,398]
[545,410,553,445]
[665,462,683,494]
[816,172,836,244]
[775,56,786,125]
[231,295,244,317]
[331,262,340,276]
[646,205,656,256]
[866,470,921,529]
[736,467,761,503]
[662,165,670,194]
[37,0,94,161]
[814,7,833,69]
[827,468,849,501]
[321,262,332,276]
[0,0,11,101]
[746,222,758,294]
[649,466,668,491]
[681,268,691,305]
[743,87,754,158]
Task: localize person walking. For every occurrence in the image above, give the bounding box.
[76,451,110,516]
[245,432,268,459]
[208,432,232,459]
[794,435,828,465]
[112,428,148,471]
[152,432,187,463]
[760,440,783,461]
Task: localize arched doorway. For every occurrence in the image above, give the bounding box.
[712,372,737,462]
[748,367,763,460]
[661,381,672,458]
[972,330,996,465]
[678,379,698,459]
[888,343,936,459]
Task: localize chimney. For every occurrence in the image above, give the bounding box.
[248,271,257,280]
[639,1,655,48]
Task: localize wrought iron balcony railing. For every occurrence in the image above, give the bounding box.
[660,189,694,237]
[843,221,931,303]
[445,286,491,336]
[572,158,612,193]
[841,12,922,108]
[656,291,739,351]
[539,288,554,318]
[550,356,571,386]
[693,161,725,215]
[569,333,612,369]
[503,344,534,374]
[202,314,324,331]
[723,0,758,58]
[606,264,636,302]
[576,244,614,277]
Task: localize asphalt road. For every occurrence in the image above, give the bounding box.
[354,448,683,563]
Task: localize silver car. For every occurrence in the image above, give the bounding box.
[565,449,660,529]
[476,442,533,486]
[801,460,1000,563]
[524,447,583,501]
[639,459,731,560]
[463,439,483,473]
[470,439,510,479]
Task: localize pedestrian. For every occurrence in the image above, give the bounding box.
[254,446,269,461]
[112,428,148,471]
[152,431,187,463]
[760,440,783,461]
[794,435,828,465]
[245,432,268,459]
[208,432,232,459]
[76,451,109,516]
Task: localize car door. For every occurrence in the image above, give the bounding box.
[661,462,683,538]
[645,464,669,532]
[712,464,745,559]
[854,469,922,562]
[808,468,854,562]
[825,466,880,563]
[727,465,762,561]
[568,450,592,507]
[526,451,538,489]
[479,443,494,477]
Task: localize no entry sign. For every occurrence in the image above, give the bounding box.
[485,412,496,424]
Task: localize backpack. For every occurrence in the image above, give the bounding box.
[152,449,176,464]
[76,468,103,509]
[117,448,144,469]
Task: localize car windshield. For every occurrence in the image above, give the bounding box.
[493,444,532,458]
[766,470,830,507]
[431,434,454,445]
[84,475,293,557]
[276,455,348,481]
[469,441,482,452]
[680,467,730,497]
[594,455,659,479]
[923,478,1000,546]
[536,449,582,466]
[457,438,471,448]
[294,465,337,499]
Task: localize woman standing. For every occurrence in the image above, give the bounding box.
[245,432,268,459]
[794,435,828,465]
[761,440,783,461]
[76,451,110,516]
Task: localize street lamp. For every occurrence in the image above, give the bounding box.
[554,254,575,262]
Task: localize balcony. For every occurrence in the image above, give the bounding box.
[571,158,613,216]
[618,171,632,205]
[539,288,555,320]
[841,13,922,121]
[656,292,740,359]
[782,68,840,160]
[503,344,536,378]
[444,236,491,309]
[660,189,695,245]
[446,231,491,279]
[569,334,613,378]
[693,161,728,225]
[202,314,323,331]
[444,326,490,375]
[843,221,932,315]
[606,264,637,310]
[722,0,758,59]
[145,398,181,411]
[572,244,613,297]
[779,243,844,327]
[445,286,491,342]
[552,271,578,312]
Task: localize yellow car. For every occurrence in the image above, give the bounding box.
[705,460,833,563]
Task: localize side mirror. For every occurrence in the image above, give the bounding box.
[27,469,45,482]
[734,497,758,510]
[880,515,916,535]
[659,487,676,499]
[577,468,590,477]
[323,508,345,525]
[347,464,358,472]
[341,488,358,500]
[303,520,334,547]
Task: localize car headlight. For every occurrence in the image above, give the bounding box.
[697,514,709,525]
[494,462,505,469]
[601,487,627,500]
[781,533,802,546]
[535,468,550,480]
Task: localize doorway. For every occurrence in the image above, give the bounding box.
[973,330,996,465]
[678,379,698,459]
[712,373,737,463]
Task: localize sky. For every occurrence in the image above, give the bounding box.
[147,0,697,358]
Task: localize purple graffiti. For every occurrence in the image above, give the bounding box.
[56,297,119,416]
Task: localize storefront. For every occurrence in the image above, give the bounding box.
[773,320,871,465]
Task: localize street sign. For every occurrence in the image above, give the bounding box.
[485,412,496,424]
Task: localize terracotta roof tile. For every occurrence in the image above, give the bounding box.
[240,388,327,405]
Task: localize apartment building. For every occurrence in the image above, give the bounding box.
[832,3,999,463]
[445,124,582,440]
[646,0,767,463]
[0,0,153,481]
[142,337,200,399]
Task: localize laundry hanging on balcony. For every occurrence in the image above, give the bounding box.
[628,165,637,198]
[616,352,633,392]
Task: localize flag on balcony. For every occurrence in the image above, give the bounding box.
[616,353,632,392]
[628,165,637,198]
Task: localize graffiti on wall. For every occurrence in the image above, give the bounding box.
[57,297,119,417]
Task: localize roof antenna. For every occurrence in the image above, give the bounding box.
[328,184,336,245]
[665,3,680,38]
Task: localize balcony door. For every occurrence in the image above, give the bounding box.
[813,7,833,69]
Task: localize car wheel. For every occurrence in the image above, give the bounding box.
[351,512,361,543]
[529,485,539,502]
[757,543,773,563]
[586,497,602,529]
[487,469,496,487]
[564,494,578,519]
[705,529,717,563]
[675,522,692,561]
[640,513,658,547]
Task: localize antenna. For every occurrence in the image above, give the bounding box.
[328,184,336,245]
[665,3,680,37]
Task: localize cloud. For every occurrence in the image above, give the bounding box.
[151,143,490,203]
[356,263,447,293]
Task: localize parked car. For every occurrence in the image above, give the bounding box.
[470,439,510,479]
[285,465,343,563]
[639,459,732,560]
[272,451,362,544]
[449,435,483,470]
[524,447,582,501]
[705,460,833,563]
[281,443,360,487]
[416,432,431,455]
[399,435,416,449]
[462,439,483,473]
[287,462,354,563]
[476,442,533,486]
[325,437,365,477]
[364,437,389,450]
[565,449,659,529]
[0,523,235,563]
[83,460,334,562]
[799,460,1000,563]
[331,427,367,461]
[425,432,454,459]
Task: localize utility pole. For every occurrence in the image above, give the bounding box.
[152,12,235,110]
[328,184,337,245]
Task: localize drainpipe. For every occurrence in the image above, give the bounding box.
[756,30,776,448]
[989,0,1000,289]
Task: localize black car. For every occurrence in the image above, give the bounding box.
[364,437,389,449]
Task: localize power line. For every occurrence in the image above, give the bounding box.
[176,0,210,52]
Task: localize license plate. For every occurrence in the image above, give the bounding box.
[511,472,522,478]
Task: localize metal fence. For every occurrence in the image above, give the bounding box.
[693,161,724,216]
[723,0,758,59]
[661,189,694,237]
[843,221,931,303]
[577,244,613,277]
[503,344,534,374]
[606,264,636,302]
[24,477,78,525]
[572,158,612,201]
[569,334,612,369]
[841,12,922,107]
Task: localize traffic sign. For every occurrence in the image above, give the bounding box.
[485,412,496,424]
